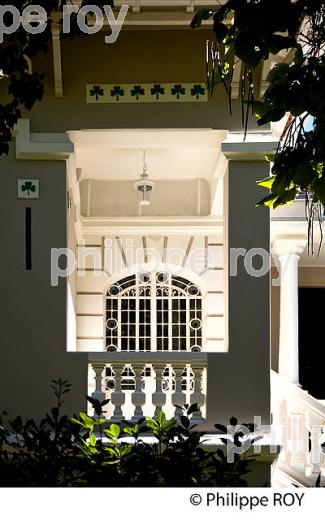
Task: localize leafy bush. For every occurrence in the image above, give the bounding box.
[0,379,261,487]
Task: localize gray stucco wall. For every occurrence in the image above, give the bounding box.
[0,149,87,420]
[205,162,270,428]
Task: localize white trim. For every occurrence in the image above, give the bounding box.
[89,351,207,364]
[211,150,228,217]
[81,217,223,236]
[222,131,278,161]
[52,24,63,98]
[271,220,310,244]
[15,119,73,160]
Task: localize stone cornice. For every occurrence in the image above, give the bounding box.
[15,119,74,160]
[222,132,278,161]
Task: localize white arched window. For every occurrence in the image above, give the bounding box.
[105,271,202,352]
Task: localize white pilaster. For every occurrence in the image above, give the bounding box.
[273,238,306,385]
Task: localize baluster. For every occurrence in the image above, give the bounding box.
[132,363,146,421]
[91,363,106,418]
[288,412,305,465]
[111,363,125,421]
[306,423,324,478]
[190,364,205,423]
[276,399,290,464]
[152,364,166,417]
[172,364,186,418]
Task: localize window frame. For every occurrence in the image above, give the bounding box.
[104,271,203,352]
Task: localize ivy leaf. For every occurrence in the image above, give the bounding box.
[266,63,289,84]
[267,34,296,54]
[213,22,228,43]
[289,89,307,117]
[313,179,325,206]
[257,176,275,189]
[214,423,228,433]
[271,169,294,194]
[293,163,317,188]
[234,32,264,68]
[256,193,279,208]
[294,44,304,65]
[191,9,213,28]
[273,187,297,208]
[253,100,272,118]
[257,107,286,125]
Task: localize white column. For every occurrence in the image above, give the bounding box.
[273,238,306,385]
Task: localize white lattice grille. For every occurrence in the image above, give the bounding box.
[105,272,202,352]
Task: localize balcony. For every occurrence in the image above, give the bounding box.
[88,352,207,422]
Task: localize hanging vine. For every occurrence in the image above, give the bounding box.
[192,0,325,253]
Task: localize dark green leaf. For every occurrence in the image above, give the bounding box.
[234,32,264,68]
[214,423,228,433]
[229,417,238,426]
[191,9,213,28]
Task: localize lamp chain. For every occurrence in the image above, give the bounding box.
[141,149,148,178]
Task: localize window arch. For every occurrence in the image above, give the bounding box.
[105,271,202,352]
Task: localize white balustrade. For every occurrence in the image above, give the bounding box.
[89,353,207,423]
[271,370,325,485]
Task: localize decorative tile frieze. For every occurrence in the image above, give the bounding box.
[87,83,208,103]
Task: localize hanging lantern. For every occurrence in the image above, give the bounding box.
[134,150,155,207]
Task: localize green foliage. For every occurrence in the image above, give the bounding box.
[191,9,213,29]
[192,1,325,251]
[0,381,262,487]
[0,379,85,486]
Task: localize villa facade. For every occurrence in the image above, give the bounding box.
[1,1,324,487]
